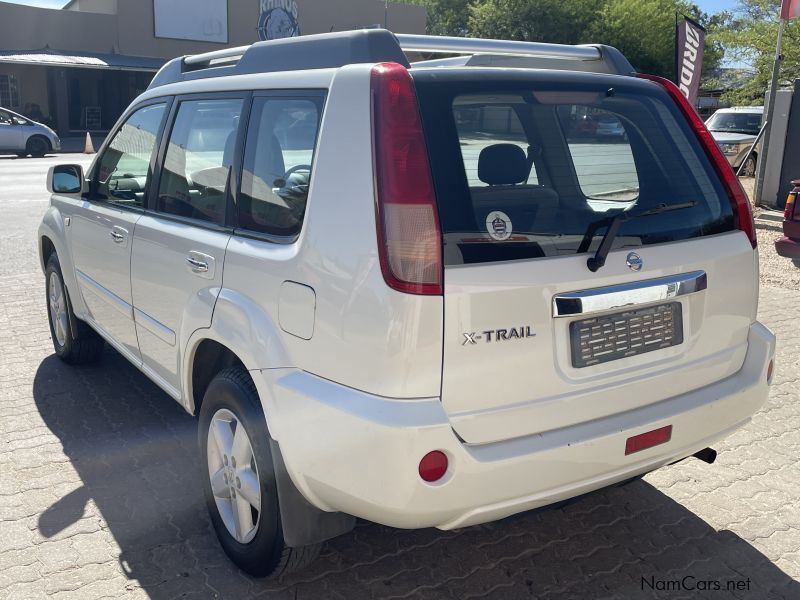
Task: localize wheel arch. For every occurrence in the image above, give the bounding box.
[182,288,291,416]
[38,209,89,318]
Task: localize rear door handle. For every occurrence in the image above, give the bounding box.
[186,251,215,278]
[186,257,209,272]
[109,226,127,244]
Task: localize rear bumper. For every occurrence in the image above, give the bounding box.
[255,322,775,530]
[775,236,800,259]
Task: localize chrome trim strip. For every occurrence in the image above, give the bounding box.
[76,270,133,319]
[552,271,707,317]
[134,308,176,347]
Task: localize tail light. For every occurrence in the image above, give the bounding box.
[371,62,442,296]
[637,74,757,249]
[785,192,796,220]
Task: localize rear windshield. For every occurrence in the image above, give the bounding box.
[413,72,735,266]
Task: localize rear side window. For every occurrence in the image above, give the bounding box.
[414,76,735,265]
[156,98,243,225]
[238,96,323,238]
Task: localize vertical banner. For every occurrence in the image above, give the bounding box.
[675,16,706,106]
[781,0,800,20]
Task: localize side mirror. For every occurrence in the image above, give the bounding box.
[47,164,86,195]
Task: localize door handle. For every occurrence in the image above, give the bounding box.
[186,257,209,272]
[110,230,125,243]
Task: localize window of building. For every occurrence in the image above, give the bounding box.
[95,103,167,208]
[0,75,20,108]
[156,99,243,225]
[238,96,322,238]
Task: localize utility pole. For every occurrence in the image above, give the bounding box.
[754,16,786,206]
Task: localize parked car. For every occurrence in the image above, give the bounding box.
[706,106,763,177]
[38,30,775,578]
[0,106,60,157]
[775,179,800,267]
[595,114,627,140]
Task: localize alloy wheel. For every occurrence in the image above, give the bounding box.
[206,408,262,544]
[48,271,68,347]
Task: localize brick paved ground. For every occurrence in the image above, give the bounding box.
[1,157,799,599]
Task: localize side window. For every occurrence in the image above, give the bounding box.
[454,104,538,187]
[95,103,167,207]
[557,106,639,204]
[239,96,322,237]
[156,99,243,225]
[0,110,11,125]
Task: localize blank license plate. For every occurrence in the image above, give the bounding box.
[570,302,683,368]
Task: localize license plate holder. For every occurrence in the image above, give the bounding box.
[570,302,683,368]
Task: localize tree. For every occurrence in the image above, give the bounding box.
[404,0,471,36]
[407,0,721,80]
[468,0,598,45]
[715,0,800,105]
[590,0,722,77]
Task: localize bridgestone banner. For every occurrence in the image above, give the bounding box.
[676,16,706,106]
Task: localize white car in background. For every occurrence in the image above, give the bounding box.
[706,106,763,177]
[0,106,60,157]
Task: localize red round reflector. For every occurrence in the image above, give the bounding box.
[418,450,448,482]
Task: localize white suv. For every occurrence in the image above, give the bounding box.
[38,30,776,577]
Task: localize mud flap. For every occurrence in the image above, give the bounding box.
[269,439,356,547]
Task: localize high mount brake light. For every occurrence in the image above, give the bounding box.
[371,62,443,296]
[637,74,757,249]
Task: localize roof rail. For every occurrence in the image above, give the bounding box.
[147,29,634,90]
[396,34,600,61]
[148,29,409,89]
[398,34,635,76]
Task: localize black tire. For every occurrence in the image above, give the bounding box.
[741,155,757,178]
[26,135,50,158]
[198,367,320,577]
[45,253,105,364]
[792,259,800,269]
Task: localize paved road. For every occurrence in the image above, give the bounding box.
[1,156,798,599]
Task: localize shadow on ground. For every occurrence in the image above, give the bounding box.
[33,351,799,599]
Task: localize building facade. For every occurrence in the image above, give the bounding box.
[0,0,426,136]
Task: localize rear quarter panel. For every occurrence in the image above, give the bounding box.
[217,64,443,399]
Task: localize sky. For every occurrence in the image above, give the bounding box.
[1,0,744,12]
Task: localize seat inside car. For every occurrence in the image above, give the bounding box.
[469,143,559,234]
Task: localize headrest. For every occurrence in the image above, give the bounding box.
[478,144,528,185]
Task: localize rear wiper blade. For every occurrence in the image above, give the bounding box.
[581,201,697,272]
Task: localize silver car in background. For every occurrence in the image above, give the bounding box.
[0,106,61,157]
[706,106,763,177]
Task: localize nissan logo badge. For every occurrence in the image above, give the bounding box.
[626,252,643,272]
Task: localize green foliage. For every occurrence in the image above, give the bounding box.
[405,0,722,79]
[714,0,800,105]
[404,0,471,36]
[590,0,722,77]
[468,0,597,45]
